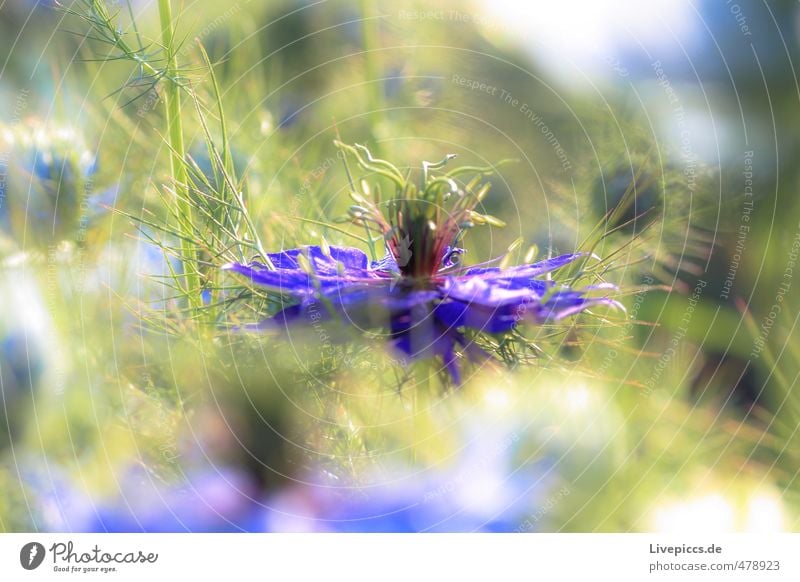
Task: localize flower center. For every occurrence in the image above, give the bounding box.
[385,200,461,279]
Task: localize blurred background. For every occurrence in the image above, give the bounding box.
[0,0,798,532]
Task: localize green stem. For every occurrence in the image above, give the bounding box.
[359,0,383,141]
[157,0,201,314]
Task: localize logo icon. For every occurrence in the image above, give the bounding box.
[20,542,46,570]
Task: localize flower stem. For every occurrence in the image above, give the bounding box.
[158,0,201,314]
[359,0,383,142]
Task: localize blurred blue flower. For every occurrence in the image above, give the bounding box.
[0,122,110,246]
[263,435,554,532]
[278,96,305,129]
[189,144,248,194]
[225,246,618,383]
[16,457,96,532]
[23,461,267,532]
[86,231,185,309]
[0,271,56,448]
[85,466,265,533]
[384,65,406,100]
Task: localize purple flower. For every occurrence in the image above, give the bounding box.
[224,246,617,383]
[86,466,265,533]
[262,468,547,533]
[224,143,620,382]
[262,421,557,532]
